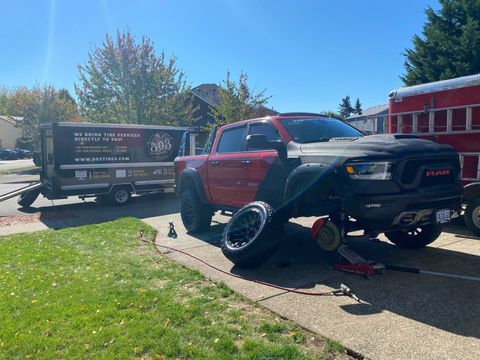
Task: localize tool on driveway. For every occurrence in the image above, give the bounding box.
[332,284,361,302]
[167,222,178,238]
[335,244,385,278]
[311,216,385,278]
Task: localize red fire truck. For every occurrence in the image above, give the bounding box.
[389,74,480,236]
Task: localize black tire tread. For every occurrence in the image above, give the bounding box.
[221,201,280,268]
[180,189,213,233]
[465,198,480,237]
[385,224,441,249]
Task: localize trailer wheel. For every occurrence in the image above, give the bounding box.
[465,198,480,237]
[180,189,213,233]
[385,224,442,249]
[110,187,131,206]
[221,201,280,269]
[17,189,41,208]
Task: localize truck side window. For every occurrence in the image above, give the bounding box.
[217,126,246,153]
[249,123,281,141]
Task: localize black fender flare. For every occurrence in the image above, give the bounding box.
[179,168,209,203]
[283,163,338,203]
[463,182,480,202]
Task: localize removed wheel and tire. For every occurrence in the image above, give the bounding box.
[17,189,41,208]
[180,189,213,233]
[110,187,131,206]
[465,198,480,237]
[385,224,442,249]
[221,201,281,269]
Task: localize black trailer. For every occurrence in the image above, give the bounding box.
[7,122,195,208]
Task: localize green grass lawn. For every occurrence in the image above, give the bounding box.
[0,218,347,359]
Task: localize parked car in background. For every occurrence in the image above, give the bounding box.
[13,149,32,158]
[0,149,20,160]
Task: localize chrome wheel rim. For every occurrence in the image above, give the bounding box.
[226,208,264,249]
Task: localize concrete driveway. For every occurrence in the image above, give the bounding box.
[1,174,479,359]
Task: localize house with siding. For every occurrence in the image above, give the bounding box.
[346,104,389,135]
[0,115,23,148]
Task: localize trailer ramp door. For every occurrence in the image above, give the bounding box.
[44,128,54,178]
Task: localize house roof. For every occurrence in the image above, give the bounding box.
[190,83,222,108]
[190,83,278,116]
[347,104,389,120]
[0,115,24,126]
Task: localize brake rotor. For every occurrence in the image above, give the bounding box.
[315,220,341,251]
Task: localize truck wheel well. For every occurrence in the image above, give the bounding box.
[179,171,208,203]
[463,182,480,202]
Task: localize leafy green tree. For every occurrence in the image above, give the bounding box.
[1,85,79,152]
[338,96,354,119]
[75,30,193,126]
[354,98,362,115]
[211,71,272,126]
[402,0,480,85]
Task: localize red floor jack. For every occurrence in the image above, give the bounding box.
[311,217,385,278]
[334,244,385,278]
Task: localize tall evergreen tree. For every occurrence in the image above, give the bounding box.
[338,96,354,119]
[402,0,480,85]
[354,98,362,115]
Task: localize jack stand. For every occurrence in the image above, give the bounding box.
[335,244,385,278]
[167,222,178,238]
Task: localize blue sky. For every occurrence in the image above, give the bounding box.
[0,0,439,113]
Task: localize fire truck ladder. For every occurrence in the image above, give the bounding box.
[0,181,45,203]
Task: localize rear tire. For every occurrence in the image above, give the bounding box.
[221,201,281,268]
[465,198,480,237]
[110,187,131,206]
[180,189,213,233]
[17,189,41,208]
[385,224,442,249]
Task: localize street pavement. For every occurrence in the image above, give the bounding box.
[0,159,35,172]
[1,173,479,359]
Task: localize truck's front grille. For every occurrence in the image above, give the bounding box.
[401,158,459,187]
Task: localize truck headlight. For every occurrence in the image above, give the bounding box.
[345,162,394,180]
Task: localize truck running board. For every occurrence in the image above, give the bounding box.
[0,182,45,203]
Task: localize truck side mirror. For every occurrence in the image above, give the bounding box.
[246,134,286,157]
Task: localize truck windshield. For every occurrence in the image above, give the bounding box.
[280,117,362,143]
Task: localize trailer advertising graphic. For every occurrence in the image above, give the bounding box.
[48,123,186,191]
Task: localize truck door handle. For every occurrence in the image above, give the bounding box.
[210,160,220,165]
[240,160,251,165]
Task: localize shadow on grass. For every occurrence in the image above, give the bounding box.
[15,193,180,230]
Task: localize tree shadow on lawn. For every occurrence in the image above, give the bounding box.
[192,220,480,339]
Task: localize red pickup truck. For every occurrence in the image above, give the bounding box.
[175,113,462,267]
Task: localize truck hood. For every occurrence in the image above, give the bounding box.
[287,134,457,162]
